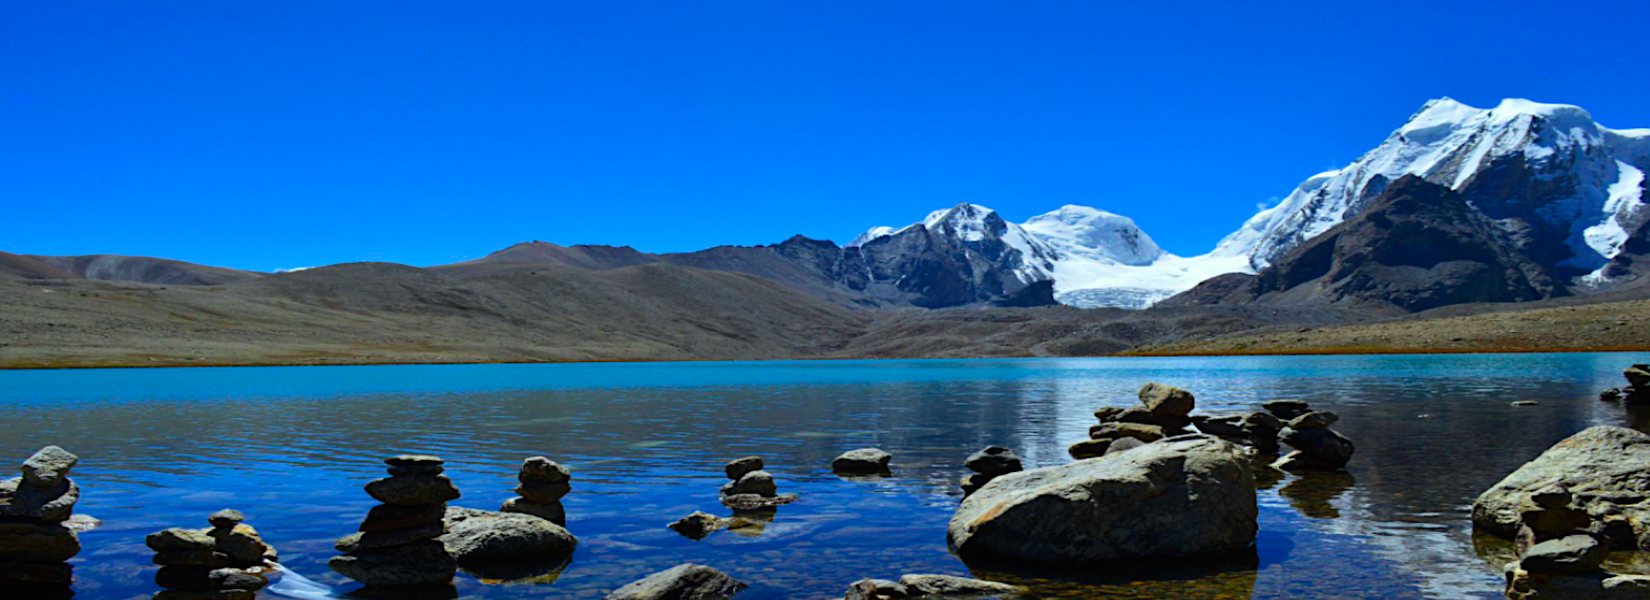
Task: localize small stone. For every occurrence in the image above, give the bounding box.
[20,447,78,488]
[146,528,215,553]
[1530,486,1574,510]
[603,563,747,600]
[1138,383,1195,417]
[964,447,1022,476]
[1089,422,1165,443]
[153,550,231,567]
[1092,407,1125,423]
[960,474,989,496]
[514,480,571,503]
[208,509,245,529]
[832,448,893,474]
[1520,534,1608,575]
[1602,388,1624,402]
[519,457,571,484]
[1067,438,1112,460]
[720,471,777,497]
[365,475,461,506]
[1511,401,1540,407]
[724,457,764,481]
[384,455,444,467]
[667,511,726,540]
[1263,400,1311,419]
[1287,410,1340,429]
[1274,427,1355,471]
[336,522,445,553]
[360,503,446,532]
[209,567,269,590]
[500,497,566,526]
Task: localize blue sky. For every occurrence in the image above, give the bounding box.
[6,1,1650,271]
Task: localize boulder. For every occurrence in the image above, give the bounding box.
[1273,428,1355,471]
[20,448,77,488]
[1473,426,1650,546]
[439,507,576,564]
[604,563,746,600]
[0,521,80,562]
[1520,534,1608,576]
[721,471,777,497]
[898,574,1022,596]
[832,449,893,474]
[964,447,1021,477]
[328,540,456,587]
[1137,383,1194,417]
[724,457,764,481]
[949,435,1257,563]
[365,475,461,506]
[668,512,726,540]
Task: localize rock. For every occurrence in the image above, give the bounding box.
[1520,534,1608,576]
[1191,415,1248,438]
[832,449,893,474]
[1105,438,1146,456]
[155,566,222,591]
[385,455,445,467]
[0,521,80,562]
[1137,383,1195,416]
[1511,401,1540,407]
[500,497,566,526]
[1116,407,1192,430]
[725,457,764,481]
[604,563,747,600]
[208,509,244,529]
[898,574,1023,596]
[1473,426,1650,546]
[208,524,276,566]
[387,464,444,477]
[1244,412,1285,430]
[1505,564,1650,600]
[1273,427,1355,471]
[1287,411,1339,429]
[365,475,461,506]
[439,507,576,564]
[0,477,78,522]
[153,550,231,567]
[61,514,98,533]
[336,522,445,553]
[147,528,216,553]
[208,567,268,590]
[1602,388,1624,402]
[1067,439,1112,460]
[964,447,1022,476]
[719,493,797,510]
[1627,365,1650,389]
[949,435,1257,563]
[328,540,457,587]
[1089,422,1165,443]
[1262,400,1310,420]
[721,471,777,497]
[959,475,987,496]
[520,457,571,483]
[1092,407,1125,423]
[668,511,726,540]
[0,559,73,584]
[153,590,257,600]
[515,480,572,503]
[20,447,77,489]
[845,578,907,600]
[360,503,447,532]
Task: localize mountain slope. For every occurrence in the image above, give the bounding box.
[1,253,263,285]
[430,241,658,279]
[0,252,79,280]
[1161,176,1564,311]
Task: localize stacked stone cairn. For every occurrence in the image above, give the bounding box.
[329,455,460,591]
[719,456,796,510]
[145,509,277,600]
[1502,485,1631,598]
[499,456,569,526]
[1599,364,1650,403]
[1268,401,1356,471]
[960,446,1022,497]
[0,446,86,595]
[1069,383,1195,460]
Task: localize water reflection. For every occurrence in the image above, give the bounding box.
[0,352,1647,599]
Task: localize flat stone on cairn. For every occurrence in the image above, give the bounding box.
[832,448,893,475]
[330,455,459,589]
[0,446,87,592]
[146,510,276,600]
[1272,409,1356,472]
[960,446,1022,496]
[499,456,570,526]
[1617,364,1650,404]
[718,457,796,510]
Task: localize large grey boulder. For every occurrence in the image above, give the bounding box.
[604,563,746,600]
[1473,426,1650,547]
[440,507,576,564]
[948,435,1257,563]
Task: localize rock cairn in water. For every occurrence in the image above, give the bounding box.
[1070,383,1196,460]
[500,456,569,526]
[1500,485,1646,598]
[145,509,277,600]
[719,456,796,510]
[960,446,1022,496]
[1271,404,1356,472]
[330,455,460,590]
[0,446,86,594]
[1600,364,1650,403]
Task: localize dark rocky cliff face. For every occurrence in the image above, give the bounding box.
[1163,176,1564,312]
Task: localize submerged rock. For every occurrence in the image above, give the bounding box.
[1474,426,1650,548]
[832,449,893,474]
[898,574,1023,597]
[604,563,747,600]
[668,511,727,540]
[949,435,1257,563]
[440,507,576,564]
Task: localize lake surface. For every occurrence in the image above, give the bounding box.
[4,353,1650,600]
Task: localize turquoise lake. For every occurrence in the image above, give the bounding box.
[4,352,1650,599]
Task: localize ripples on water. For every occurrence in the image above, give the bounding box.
[3,353,1649,599]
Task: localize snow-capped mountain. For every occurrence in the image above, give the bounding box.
[1215,98,1650,283]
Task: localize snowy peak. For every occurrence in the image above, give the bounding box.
[1022,205,1164,266]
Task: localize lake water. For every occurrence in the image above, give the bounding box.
[4,353,1650,600]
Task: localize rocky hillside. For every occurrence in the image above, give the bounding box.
[0,252,261,285]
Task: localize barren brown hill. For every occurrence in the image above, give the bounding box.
[2,253,264,285]
[0,251,78,280]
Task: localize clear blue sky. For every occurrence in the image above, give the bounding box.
[7,1,1650,271]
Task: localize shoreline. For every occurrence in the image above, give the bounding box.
[5,344,1649,371]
